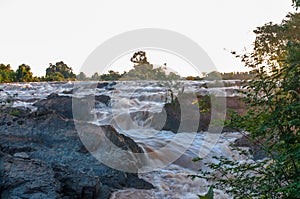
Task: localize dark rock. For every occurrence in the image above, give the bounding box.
[152,94,246,133]
[152,93,202,133]
[234,134,268,160]
[1,156,61,199]
[0,108,153,198]
[101,125,143,153]
[1,155,104,199]
[97,82,109,89]
[95,95,111,106]
[24,98,40,103]
[97,82,117,90]
[62,89,73,94]
[33,94,94,121]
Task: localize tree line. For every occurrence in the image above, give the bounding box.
[186,71,256,81]
[0,61,125,83]
[0,51,182,83]
[0,61,76,83]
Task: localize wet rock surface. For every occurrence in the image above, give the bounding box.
[33,93,111,120]
[234,134,268,160]
[0,96,153,198]
[152,95,246,133]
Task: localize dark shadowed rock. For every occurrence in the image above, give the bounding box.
[95,95,111,106]
[97,81,117,90]
[152,95,246,133]
[234,134,268,160]
[0,105,153,198]
[33,94,94,121]
[33,93,111,121]
[152,93,202,133]
[97,82,109,88]
[62,89,74,94]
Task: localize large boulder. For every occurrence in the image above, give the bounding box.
[33,93,111,120]
[152,94,246,133]
[33,93,89,119]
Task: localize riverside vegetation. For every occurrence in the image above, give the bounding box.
[191,2,300,198]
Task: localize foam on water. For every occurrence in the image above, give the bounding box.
[0,81,244,198]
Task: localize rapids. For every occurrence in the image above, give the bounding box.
[0,81,244,198]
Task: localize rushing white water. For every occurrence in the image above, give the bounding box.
[0,81,244,198]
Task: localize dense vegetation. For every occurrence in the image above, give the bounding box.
[192,3,300,199]
[1,51,254,83]
[0,51,183,83]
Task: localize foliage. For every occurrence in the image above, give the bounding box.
[45,71,65,81]
[91,72,100,81]
[123,51,180,81]
[76,72,87,81]
[191,11,300,199]
[46,61,76,80]
[292,0,300,8]
[15,64,33,82]
[100,70,122,81]
[9,109,20,117]
[204,71,222,81]
[0,64,15,83]
[199,186,214,199]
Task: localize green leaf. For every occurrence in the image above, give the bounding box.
[198,186,214,199]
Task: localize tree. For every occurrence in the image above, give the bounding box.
[100,70,121,81]
[46,61,76,80]
[15,64,33,82]
[0,64,15,83]
[191,9,300,199]
[76,72,87,81]
[130,51,149,65]
[91,72,100,81]
[45,72,65,81]
[204,71,222,80]
[123,51,180,81]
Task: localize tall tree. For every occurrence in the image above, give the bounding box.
[15,64,33,82]
[76,72,87,81]
[0,64,15,83]
[46,61,76,80]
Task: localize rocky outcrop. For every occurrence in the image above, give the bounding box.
[33,93,111,120]
[0,105,153,198]
[97,82,117,90]
[152,94,246,133]
[1,154,110,199]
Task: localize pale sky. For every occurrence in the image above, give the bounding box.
[0,0,295,77]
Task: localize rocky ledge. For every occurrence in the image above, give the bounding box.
[152,94,246,133]
[0,94,153,199]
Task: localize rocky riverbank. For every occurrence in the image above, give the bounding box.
[0,94,153,199]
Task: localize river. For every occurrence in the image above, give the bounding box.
[0,80,244,198]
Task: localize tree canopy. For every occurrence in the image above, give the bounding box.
[0,64,15,83]
[192,7,300,199]
[15,64,33,82]
[46,61,76,81]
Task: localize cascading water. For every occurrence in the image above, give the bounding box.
[0,81,244,198]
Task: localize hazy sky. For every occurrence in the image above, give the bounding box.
[0,0,295,77]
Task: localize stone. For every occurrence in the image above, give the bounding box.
[0,104,153,198]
